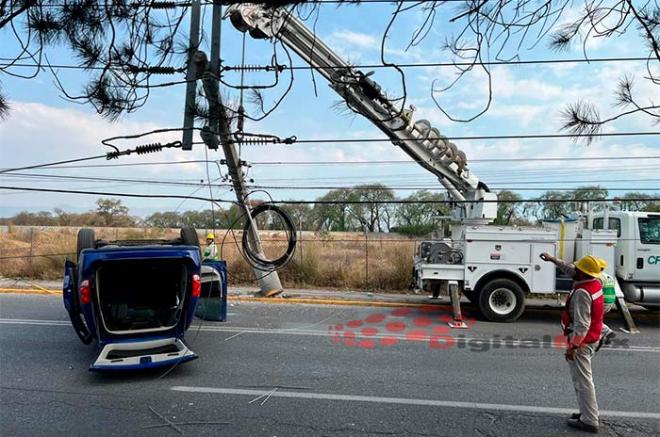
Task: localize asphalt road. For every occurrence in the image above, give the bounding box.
[1,293,659,436]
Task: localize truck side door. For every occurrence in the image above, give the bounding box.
[636,215,660,282]
[532,243,555,292]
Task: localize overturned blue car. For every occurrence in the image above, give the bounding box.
[62,227,223,371]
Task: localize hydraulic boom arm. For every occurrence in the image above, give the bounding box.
[227,4,497,222]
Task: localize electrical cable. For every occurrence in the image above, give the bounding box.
[0,141,183,174]
[0,154,109,174]
[241,203,297,271]
[4,56,652,72]
[250,155,660,165]
[258,131,660,143]
[0,185,657,204]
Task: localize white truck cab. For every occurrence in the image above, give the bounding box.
[590,211,660,310]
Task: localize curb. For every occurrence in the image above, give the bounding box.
[0,288,656,320]
[0,288,442,309]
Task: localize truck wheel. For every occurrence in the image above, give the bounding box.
[180,226,200,247]
[76,228,95,263]
[478,278,526,322]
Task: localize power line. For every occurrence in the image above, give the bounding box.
[0,154,108,174]
[0,185,657,205]
[3,56,651,73]
[284,131,659,144]
[251,164,660,182]
[0,142,183,174]
[3,171,657,190]
[2,160,214,171]
[251,155,660,165]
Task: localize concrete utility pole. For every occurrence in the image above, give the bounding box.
[183,0,283,296]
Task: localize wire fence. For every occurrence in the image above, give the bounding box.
[0,225,419,291]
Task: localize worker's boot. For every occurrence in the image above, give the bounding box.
[567,418,598,433]
[596,331,616,352]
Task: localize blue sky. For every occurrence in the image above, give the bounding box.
[1,2,658,217]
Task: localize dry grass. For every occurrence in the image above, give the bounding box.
[0,227,417,291]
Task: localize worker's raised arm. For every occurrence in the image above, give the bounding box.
[541,252,576,277]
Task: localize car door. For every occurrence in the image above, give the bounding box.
[62,259,93,344]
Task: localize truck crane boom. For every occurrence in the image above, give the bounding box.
[226,4,497,222]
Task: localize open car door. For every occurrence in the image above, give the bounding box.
[63,259,93,345]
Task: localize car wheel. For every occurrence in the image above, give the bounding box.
[76,228,95,263]
[180,226,200,247]
[478,278,526,322]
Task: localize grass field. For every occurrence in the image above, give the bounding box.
[0,226,417,291]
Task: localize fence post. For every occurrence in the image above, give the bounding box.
[364,229,369,291]
[299,217,303,265]
[28,228,34,277]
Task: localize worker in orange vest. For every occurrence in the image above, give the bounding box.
[542,253,604,433]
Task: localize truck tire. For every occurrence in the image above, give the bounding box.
[478,278,526,322]
[76,228,95,263]
[180,226,200,247]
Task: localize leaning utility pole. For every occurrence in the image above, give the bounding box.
[183,0,283,296]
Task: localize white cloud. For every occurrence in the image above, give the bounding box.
[0,101,205,175]
[330,30,379,50]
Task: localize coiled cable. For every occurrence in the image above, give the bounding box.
[241,203,297,271]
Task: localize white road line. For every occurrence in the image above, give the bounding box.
[171,386,660,420]
[1,318,659,353]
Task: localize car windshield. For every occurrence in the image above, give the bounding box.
[638,217,660,245]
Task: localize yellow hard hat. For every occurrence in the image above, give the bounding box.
[206,232,215,240]
[596,257,607,272]
[575,255,602,277]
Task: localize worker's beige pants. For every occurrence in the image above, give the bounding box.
[568,342,599,426]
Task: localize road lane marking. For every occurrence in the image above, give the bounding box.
[1,318,659,353]
[170,386,660,419]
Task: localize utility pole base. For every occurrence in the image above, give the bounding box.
[256,270,283,297]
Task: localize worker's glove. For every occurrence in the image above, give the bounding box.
[565,347,577,362]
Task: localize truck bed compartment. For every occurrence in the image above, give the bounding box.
[96,259,188,333]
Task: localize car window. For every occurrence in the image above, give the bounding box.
[638,217,660,245]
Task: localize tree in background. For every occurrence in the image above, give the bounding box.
[312,188,356,232]
[392,190,449,236]
[614,192,660,212]
[525,191,573,222]
[145,211,184,228]
[96,198,135,227]
[279,203,313,230]
[494,190,524,225]
[346,184,395,232]
[572,186,609,208]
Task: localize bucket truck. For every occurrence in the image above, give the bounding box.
[226,4,659,324]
